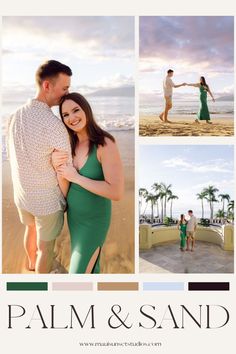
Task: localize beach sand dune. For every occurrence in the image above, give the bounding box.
[139,116,234,137]
[2,131,134,274]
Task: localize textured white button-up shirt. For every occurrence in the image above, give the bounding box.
[163,76,175,97]
[7,99,72,216]
[186,215,197,232]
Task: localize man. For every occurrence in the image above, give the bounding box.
[159,69,185,123]
[7,60,72,273]
[186,210,197,252]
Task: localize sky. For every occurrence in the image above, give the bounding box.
[2,16,134,99]
[139,16,234,100]
[139,145,234,218]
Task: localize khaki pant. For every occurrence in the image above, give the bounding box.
[17,208,64,241]
[187,231,195,239]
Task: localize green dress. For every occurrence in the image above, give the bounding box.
[67,145,111,274]
[179,223,187,249]
[197,85,210,120]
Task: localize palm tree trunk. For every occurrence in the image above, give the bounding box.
[210,201,213,222]
[143,202,148,216]
[164,196,167,218]
[157,201,159,218]
[161,199,164,222]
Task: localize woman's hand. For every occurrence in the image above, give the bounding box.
[57,164,78,182]
[52,149,68,170]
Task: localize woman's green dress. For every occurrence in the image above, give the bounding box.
[179,223,187,249]
[67,145,111,274]
[197,85,210,120]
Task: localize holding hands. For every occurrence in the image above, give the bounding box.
[52,149,68,170]
[57,164,78,182]
[52,149,78,182]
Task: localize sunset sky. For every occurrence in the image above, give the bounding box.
[139,16,234,99]
[2,16,134,99]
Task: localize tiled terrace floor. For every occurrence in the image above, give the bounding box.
[140,240,234,273]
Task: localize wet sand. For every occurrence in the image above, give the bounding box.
[139,115,234,136]
[2,130,134,274]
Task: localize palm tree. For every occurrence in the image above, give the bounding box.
[159,191,165,222]
[145,193,156,223]
[218,193,230,213]
[215,209,225,223]
[196,191,208,218]
[139,188,148,216]
[167,194,179,219]
[151,183,162,218]
[227,200,234,221]
[203,185,219,222]
[160,182,172,218]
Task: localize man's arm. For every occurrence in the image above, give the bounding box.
[48,118,72,196]
[186,83,200,87]
[174,83,186,88]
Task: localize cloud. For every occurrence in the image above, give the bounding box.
[140,16,234,73]
[220,84,234,94]
[3,16,134,60]
[2,74,134,99]
[162,157,233,174]
[192,179,235,192]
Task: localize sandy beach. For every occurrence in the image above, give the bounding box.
[139,115,234,136]
[2,130,134,274]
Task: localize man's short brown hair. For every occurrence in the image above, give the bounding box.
[35,60,72,86]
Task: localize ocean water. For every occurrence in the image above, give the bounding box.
[140,94,234,117]
[2,95,134,160]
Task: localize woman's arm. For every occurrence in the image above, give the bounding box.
[208,87,215,101]
[57,139,124,201]
[186,83,200,87]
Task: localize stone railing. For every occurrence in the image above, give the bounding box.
[139,224,234,251]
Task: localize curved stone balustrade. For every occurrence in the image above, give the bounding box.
[139,224,234,251]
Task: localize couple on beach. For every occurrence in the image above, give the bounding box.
[7,60,124,274]
[177,210,197,252]
[159,69,215,123]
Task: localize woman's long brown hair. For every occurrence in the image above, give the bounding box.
[200,76,209,92]
[59,92,115,156]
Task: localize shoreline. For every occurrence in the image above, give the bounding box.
[139,115,234,136]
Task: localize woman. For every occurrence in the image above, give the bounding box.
[52,92,124,274]
[186,76,215,123]
[177,214,187,251]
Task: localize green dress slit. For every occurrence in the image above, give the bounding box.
[179,223,187,249]
[197,85,210,120]
[67,145,111,274]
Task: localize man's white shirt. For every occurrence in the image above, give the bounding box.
[7,99,72,216]
[163,76,175,96]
